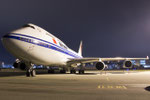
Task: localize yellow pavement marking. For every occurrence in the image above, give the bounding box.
[107,85,113,89]
[116,86,123,89]
[102,85,105,88]
[122,86,127,89]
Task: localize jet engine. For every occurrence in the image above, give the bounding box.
[123,60,133,68]
[19,63,26,70]
[95,62,105,70]
[13,62,19,68]
[13,62,26,70]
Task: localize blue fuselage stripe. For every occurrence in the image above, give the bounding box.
[3,34,81,58]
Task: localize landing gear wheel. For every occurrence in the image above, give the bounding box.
[26,69,36,77]
[25,63,36,77]
[26,71,31,77]
[31,69,36,77]
[70,70,73,74]
[70,70,76,74]
[79,70,84,74]
[48,70,54,74]
[60,70,66,74]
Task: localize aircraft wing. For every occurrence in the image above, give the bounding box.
[67,56,149,64]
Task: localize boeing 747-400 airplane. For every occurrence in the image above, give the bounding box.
[1,23,149,77]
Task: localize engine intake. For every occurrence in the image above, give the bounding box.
[95,62,105,70]
[13,62,19,68]
[19,63,26,70]
[13,62,26,70]
[124,60,132,68]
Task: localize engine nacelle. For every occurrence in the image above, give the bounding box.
[13,62,19,68]
[19,63,26,70]
[95,62,105,70]
[123,60,133,68]
[13,62,26,70]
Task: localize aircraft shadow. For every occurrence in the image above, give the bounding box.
[0,72,25,77]
[0,71,127,77]
[0,70,49,77]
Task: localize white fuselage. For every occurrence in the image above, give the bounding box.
[2,24,82,66]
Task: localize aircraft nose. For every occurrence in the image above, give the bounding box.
[1,33,13,48]
[2,33,9,38]
[1,33,9,42]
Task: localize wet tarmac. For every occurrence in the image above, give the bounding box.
[0,70,150,100]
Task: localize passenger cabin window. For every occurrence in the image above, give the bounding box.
[22,24,35,29]
[59,42,68,49]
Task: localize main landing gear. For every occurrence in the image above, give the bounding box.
[60,68,66,74]
[48,69,54,74]
[70,68,76,74]
[47,66,85,74]
[70,66,84,74]
[48,67,67,74]
[78,64,85,74]
[78,69,84,74]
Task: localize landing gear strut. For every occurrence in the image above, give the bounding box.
[26,69,36,77]
[70,68,76,74]
[48,67,55,74]
[60,68,66,74]
[78,64,85,74]
[26,63,36,77]
[48,69,54,73]
[79,70,84,74]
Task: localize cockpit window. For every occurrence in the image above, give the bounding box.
[22,24,35,29]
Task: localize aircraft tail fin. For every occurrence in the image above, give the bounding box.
[78,41,82,56]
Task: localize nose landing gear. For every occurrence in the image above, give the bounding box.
[26,63,36,77]
[26,69,36,77]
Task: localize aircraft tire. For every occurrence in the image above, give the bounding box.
[82,70,84,74]
[73,70,76,74]
[60,70,66,74]
[79,70,84,74]
[70,70,76,74]
[26,71,31,77]
[48,70,54,74]
[31,69,36,77]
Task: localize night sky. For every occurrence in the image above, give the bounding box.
[0,0,150,64]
